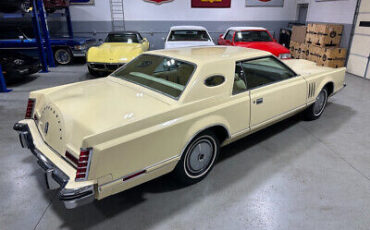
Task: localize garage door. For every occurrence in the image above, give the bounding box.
[347,0,370,79]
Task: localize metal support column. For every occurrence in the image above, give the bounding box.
[65,7,74,38]
[32,0,48,72]
[35,0,55,67]
[0,65,12,93]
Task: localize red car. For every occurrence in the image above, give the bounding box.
[218,27,291,59]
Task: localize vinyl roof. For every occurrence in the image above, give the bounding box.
[146,46,270,64]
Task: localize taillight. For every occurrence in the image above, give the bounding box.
[75,148,93,181]
[25,98,36,119]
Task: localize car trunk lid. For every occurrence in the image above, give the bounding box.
[35,77,172,160]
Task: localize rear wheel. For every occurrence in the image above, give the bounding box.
[304,87,328,120]
[173,131,219,185]
[54,48,72,65]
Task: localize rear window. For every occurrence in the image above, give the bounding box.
[105,33,139,43]
[234,31,273,42]
[168,30,211,42]
[112,54,196,99]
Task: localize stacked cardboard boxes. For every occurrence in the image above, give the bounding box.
[289,24,346,68]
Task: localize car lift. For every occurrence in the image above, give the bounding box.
[0,64,12,93]
[0,0,75,93]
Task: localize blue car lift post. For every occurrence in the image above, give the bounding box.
[0,65,12,93]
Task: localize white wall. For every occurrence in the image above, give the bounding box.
[124,0,297,21]
[69,0,112,21]
[306,0,357,24]
[68,0,298,22]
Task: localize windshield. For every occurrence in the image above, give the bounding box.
[112,54,196,99]
[234,31,273,42]
[105,33,139,43]
[168,30,211,42]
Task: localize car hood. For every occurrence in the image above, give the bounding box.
[165,40,215,49]
[33,77,172,156]
[87,42,144,63]
[233,41,290,57]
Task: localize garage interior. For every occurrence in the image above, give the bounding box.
[1,0,370,229]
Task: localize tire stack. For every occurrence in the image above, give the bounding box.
[290,24,347,68]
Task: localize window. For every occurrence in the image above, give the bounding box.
[205,75,225,87]
[232,63,247,95]
[224,31,234,41]
[112,54,196,99]
[240,56,296,90]
[105,33,139,43]
[234,31,273,42]
[168,30,211,41]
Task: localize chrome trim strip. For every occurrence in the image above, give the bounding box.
[98,154,181,189]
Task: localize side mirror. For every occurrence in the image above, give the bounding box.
[219,34,224,38]
[19,36,24,41]
[273,38,277,42]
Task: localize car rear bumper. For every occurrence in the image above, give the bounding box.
[13,121,95,209]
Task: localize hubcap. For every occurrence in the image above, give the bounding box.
[56,50,70,64]
[313,90,327,116]
[186,138,214,176]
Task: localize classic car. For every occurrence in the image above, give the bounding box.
[218,27,291,59]
[0,50,41,79]
[0,0,69,14]
[14,46,346,209]
[0,36,97,65]
[0,0,31,13]
[164,26,214,49]
[87,31,149,76]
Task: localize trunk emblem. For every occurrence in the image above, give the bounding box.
[44,122,49,135]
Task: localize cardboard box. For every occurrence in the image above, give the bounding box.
[291,26,307,43]
[300,43,311,60]
[308,45,347,68]
[306,23,343,47]
[289,40,299,58]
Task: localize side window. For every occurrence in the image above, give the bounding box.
[225,31,233,41]
[240,56,296,90]
[232,63,247,95]
[205,75,225,87]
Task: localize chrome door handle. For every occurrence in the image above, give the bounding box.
[256,98,263,104]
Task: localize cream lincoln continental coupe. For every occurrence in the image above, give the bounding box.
[14,46,346,209]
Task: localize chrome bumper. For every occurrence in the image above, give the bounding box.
[13,122,95,209]
[71,49,87,57]
[88,62,125,72]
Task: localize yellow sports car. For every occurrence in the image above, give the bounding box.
[86,31,149,76]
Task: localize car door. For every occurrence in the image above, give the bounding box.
[239,56,307,128]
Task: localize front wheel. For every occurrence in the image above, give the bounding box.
[54,48,72,65]
[304,87,328,120]
[173,131,219,185]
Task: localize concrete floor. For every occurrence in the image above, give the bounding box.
[1,65,370,230]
